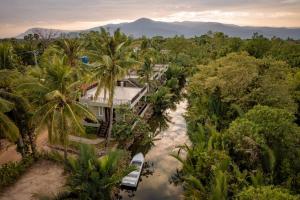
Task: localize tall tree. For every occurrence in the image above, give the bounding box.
[20,56,96,160]
[53,38,84,68]
[0,97,19,144]
[88,28,137,149]
[0,69,35,157]
[138,56,154,92]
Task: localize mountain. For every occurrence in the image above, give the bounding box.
[16,18,300,39]
[16,28,71,39]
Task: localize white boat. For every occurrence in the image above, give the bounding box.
[121,153,144,187]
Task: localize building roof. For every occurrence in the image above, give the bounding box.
[81,86,143,105]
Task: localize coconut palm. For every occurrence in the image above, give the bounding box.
[0,97,19,143]
[66,144,133,200]
[88,28,138,149]
[0,90,35,156]
[20,56,96,160]
[138,56,155,92]
[0,69,36,156]
[53,38,84,68]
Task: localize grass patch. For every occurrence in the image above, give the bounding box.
[0,156,34,191]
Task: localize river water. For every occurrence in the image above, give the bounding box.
[118,100,189,200]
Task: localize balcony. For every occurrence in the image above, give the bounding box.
[80,85,147,108]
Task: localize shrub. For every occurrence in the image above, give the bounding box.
[236,186,300,200]
[0,156,34,190]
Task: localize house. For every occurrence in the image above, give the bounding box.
[79,64,168,136]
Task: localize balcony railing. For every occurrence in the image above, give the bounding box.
[131,86,147,104]
[82,95,131,105]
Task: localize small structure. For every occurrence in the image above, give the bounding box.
[79,64,168,136]
[81,56,89,64]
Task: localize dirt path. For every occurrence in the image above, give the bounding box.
[0,129,49,165]
[0,160,66,200]
[0,145,22,165]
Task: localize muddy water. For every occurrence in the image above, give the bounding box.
[118,100,190,200]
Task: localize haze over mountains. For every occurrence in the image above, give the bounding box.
[17,18,300,39]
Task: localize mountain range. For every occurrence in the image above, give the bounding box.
[17,18,300,39]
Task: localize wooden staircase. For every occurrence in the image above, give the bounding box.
[97,121,109,137]
[128,78,143,87]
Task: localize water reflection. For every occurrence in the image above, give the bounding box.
[117,100,189,200]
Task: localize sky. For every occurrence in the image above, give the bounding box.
[1,0,300,38]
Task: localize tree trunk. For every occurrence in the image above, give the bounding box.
[63,145,68,161]
[18,137,26,157]
[105,75,115,151]
[28,131,37,158]
[105,104,114,150]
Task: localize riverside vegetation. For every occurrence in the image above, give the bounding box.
[0,30,300,199]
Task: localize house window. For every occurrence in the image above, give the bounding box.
[98,107,104,116]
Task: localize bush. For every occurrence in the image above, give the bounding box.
[236,186,300,200]
[0,156,34,190]
[84,126,98,135]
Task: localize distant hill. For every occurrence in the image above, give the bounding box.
[16,28,71,39]
[16,18,300,39]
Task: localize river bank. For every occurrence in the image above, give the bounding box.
[118,100,190,200]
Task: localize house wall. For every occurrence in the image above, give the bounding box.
[87,105,105,121]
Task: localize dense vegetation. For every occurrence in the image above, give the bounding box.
[173,33,300,199]
[0,30,300,199]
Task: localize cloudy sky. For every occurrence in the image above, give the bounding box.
[1,0,300,38]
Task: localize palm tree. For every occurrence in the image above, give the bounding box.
[20,56,96,160]
[66,144,133,200]
[139,56,154,92]
[88,28,138,149]
[0,97,19,144]
[0,69,35,156]
[53,38,84,68]
[0,90,35,156]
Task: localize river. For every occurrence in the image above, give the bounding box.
[118,100,190,200]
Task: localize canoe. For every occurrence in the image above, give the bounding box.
[121,153,144,187]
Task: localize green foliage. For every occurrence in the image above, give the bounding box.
[87,28,138,148]
[19,56,96,159]
[165,36,192,58]
[138,55,155,90]
[149,86,175,115]
[84,126,98,136]
[2,30,300,200]
[222,105,300,191]
[192,32,243,64]
[184,38,300,199]
[244,33,272,58]
[112,105,137,141]
[172,138,245,199]
[0,97,20,142]
[293,70,300,124]
[0,157,34,190]
[267,38,300,68]
[165,63,186,90]
[187,52,296,131]
[236,186,300,200]
[12,36,40,66]
[0,69,36,156]
[65,144,132,200]
[53,38,84,68]
[0,42,19,69]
